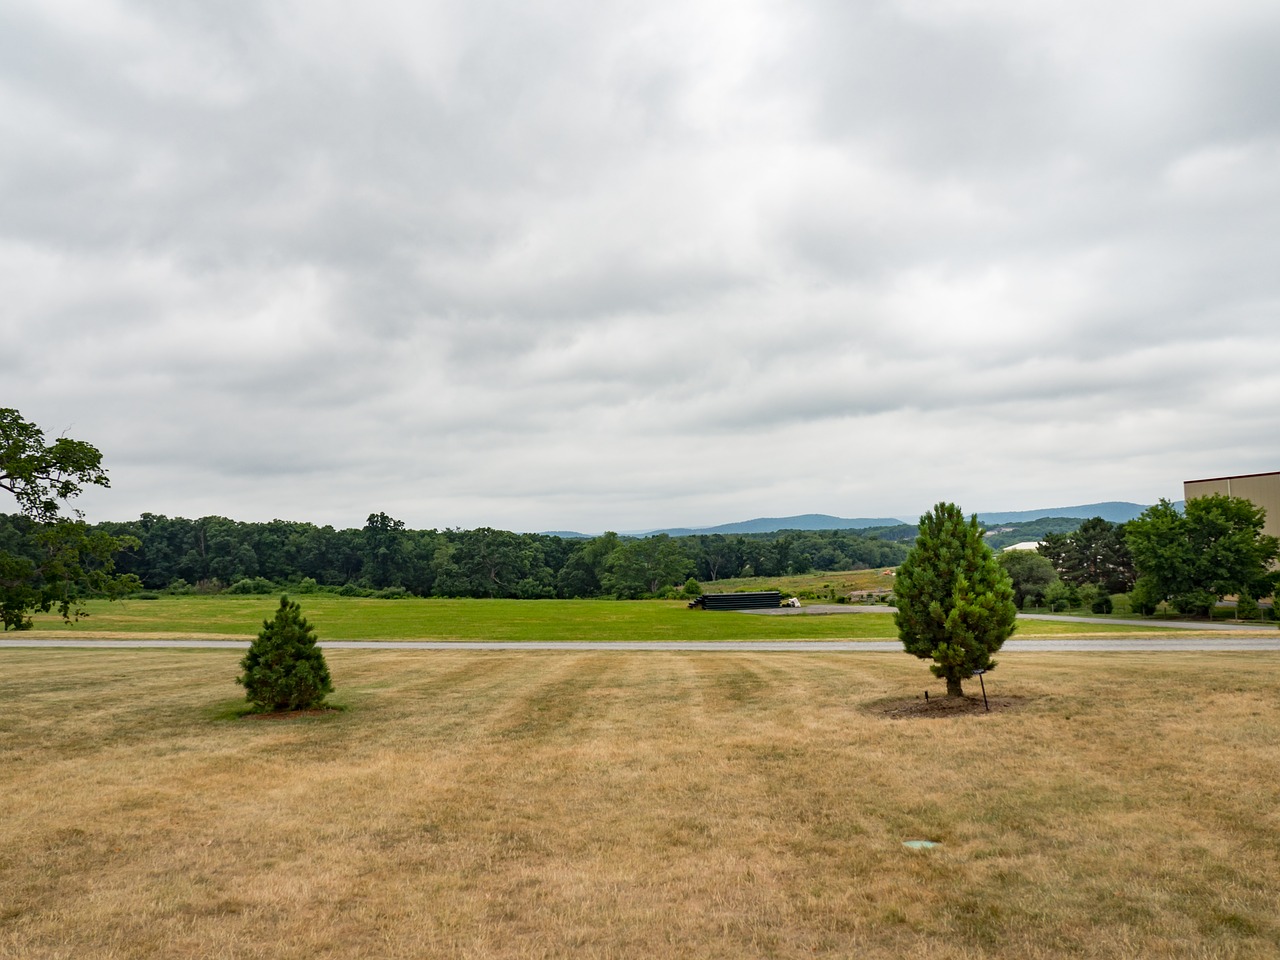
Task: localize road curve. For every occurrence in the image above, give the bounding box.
[2,638,1278,652]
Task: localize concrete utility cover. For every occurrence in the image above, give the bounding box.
[902,840,940,850]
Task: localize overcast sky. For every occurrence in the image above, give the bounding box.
[5,0,1280,533]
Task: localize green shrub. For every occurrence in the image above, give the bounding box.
[1235,595,1260,621]
[683,577,702,597]
[1045,580,1079,613]
[374,586,409,599]
[1129,578,1162,616]
[237,596,333,712]
[226,577,277,595]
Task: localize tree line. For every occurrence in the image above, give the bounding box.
[0,509,909,603]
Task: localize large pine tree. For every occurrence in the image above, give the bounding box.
[894,502,1017,697]
[238,596,333,711]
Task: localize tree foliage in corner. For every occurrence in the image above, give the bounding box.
[238,595,333,711]
[894,502,1018,697]
[0,408,140,630]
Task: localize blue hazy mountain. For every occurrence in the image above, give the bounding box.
[539,502,1156,538]
[974,502,1149,525]
[638,514,910,537]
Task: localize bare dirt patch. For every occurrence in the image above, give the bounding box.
[869,693,1027,718]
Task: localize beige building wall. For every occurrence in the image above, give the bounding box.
[1183,471,1280,540]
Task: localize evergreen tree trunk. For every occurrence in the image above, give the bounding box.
[946,676,965,698]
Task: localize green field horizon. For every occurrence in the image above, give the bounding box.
[16,595,1186,643]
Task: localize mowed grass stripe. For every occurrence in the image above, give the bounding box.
[21,595,1175,641]
[2,649,1278,958]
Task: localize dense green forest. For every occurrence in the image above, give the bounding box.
[0,512,910,600]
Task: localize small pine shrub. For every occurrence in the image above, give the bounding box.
[237,596,333,712]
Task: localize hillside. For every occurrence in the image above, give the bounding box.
[541,501,1156,539]
[975,501,1149,524]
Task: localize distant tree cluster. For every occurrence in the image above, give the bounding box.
[0,510,910,603]
[1039,517,1136,595]
[1012,502,1278,618]
[990,516,1139,614]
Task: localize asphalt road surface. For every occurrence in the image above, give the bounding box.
[754,604,1280,631]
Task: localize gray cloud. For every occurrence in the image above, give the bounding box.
[7,0,1280,532]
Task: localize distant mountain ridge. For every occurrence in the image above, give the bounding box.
[538,502,1154,538]
[973,502,1149,524]
[640,514,908,537]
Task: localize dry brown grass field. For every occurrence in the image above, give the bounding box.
[2,649,1278,959]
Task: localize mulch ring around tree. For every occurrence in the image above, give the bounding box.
[867,694,1027,719]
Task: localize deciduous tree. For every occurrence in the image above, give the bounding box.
[998,549,1059,609]
[0,409,139,630]
[603,534,692,598]
[1126,496,1278,617]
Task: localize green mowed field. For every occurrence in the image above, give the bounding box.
[2,649,1278,959]
[18,595,1179,642]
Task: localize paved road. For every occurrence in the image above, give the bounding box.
[3,638,1278,652]
[754,605,1280,631]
